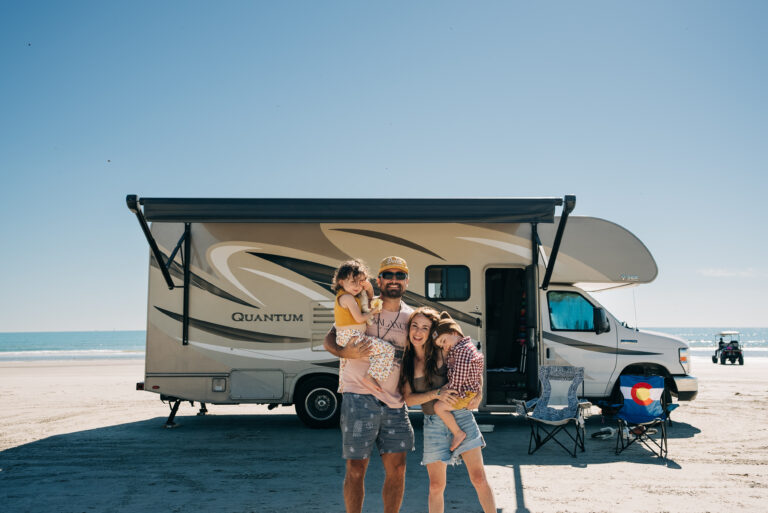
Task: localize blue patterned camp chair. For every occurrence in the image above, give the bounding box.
[525,366,590,457]
[615,375,678,461]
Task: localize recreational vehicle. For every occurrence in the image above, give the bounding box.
[127,195,698,428]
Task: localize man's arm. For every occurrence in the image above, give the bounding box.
[323,326,373,359]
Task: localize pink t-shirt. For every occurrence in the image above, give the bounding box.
[339,300,413,408]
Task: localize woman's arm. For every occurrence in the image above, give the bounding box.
[465,352,484,410]
[466,388,483,410]
[403,380,441,407]
[403,380,461,407]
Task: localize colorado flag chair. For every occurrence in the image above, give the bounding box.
[525,366,591,458]
[615,374,678,461]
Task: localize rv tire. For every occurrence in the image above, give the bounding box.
[294,375,341,429]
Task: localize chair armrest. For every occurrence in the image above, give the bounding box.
[525,398,539,409]
[578,400,592,418]
[510,399,530,415]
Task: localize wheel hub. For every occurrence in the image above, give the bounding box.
[306,387,337,420]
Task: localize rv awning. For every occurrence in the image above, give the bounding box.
[535,216,658,286]
[133,197,564,224]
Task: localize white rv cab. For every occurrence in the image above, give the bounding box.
[127,195,697,428]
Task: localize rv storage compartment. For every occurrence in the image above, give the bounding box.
[230,370,284,400]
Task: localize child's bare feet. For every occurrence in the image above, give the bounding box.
[363,374,382,393]
[450,430,467,452]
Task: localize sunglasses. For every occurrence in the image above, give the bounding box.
[379,271,408,280]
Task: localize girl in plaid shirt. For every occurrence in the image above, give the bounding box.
[432,311,484,451]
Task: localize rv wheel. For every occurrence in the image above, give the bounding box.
[295,376,341,429]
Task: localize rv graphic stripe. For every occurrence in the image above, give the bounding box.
[247,252,336,293]
[313,360,341,369]
[155,307,309,344]
[543,331,661,355]
[330,228,445,260]
[248,252,481,327]
[150,253,260,309]
[403,292,482,327]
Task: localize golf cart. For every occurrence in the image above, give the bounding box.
[712,331,744,365]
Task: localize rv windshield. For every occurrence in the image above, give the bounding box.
[547,291,595,331]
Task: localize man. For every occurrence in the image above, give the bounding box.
[324,256,415,513]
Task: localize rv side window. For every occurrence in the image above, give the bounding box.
[426,266,470,301]
[547,291,594,331]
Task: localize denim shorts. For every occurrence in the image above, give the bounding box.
[340,393,415,460]
[422,409,485,466]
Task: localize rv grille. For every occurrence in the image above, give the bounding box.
[311,302,334,351]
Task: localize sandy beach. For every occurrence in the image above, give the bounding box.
[1,356,766,513]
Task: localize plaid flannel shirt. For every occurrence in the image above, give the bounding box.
[446,337,484,395]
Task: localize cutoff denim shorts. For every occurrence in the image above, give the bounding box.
[422,409,485,466]
[340,393,415,459]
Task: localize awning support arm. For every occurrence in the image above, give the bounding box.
[541,195,576,291]
[166,232,187,274]
[127,195,178,290]
[127,195,192,345]
[182,222,191,345]
[533,230,549,268]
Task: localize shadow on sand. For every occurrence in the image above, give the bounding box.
[0,410,700,513]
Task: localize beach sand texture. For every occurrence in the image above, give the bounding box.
[1,356,766,513]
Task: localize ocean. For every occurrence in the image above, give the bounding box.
[647,327,768,359]
[0,331,145,361]
[0,328,766,361]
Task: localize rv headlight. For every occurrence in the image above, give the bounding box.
[679,347,691,374]
[212,378,227,392]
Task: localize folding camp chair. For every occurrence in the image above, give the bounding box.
[525,366,591,457]
[615,375,678,461]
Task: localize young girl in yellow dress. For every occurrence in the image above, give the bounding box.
[332,259,393,392]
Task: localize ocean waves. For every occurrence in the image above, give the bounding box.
[0,349,145,361]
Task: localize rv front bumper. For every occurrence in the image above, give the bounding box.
[673,375,698,401]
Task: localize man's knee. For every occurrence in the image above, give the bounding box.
[346,459,368,481]
[388,461,406,480]
[381,453,407,480]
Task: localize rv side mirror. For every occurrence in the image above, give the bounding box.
[593,307,610,334]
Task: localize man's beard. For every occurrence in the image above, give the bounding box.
[381,285,404,299]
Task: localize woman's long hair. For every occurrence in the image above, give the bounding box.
[399,307,441,394]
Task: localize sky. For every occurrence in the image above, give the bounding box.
[1,1,766,332]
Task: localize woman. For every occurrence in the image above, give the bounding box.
[400,307,496,513]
